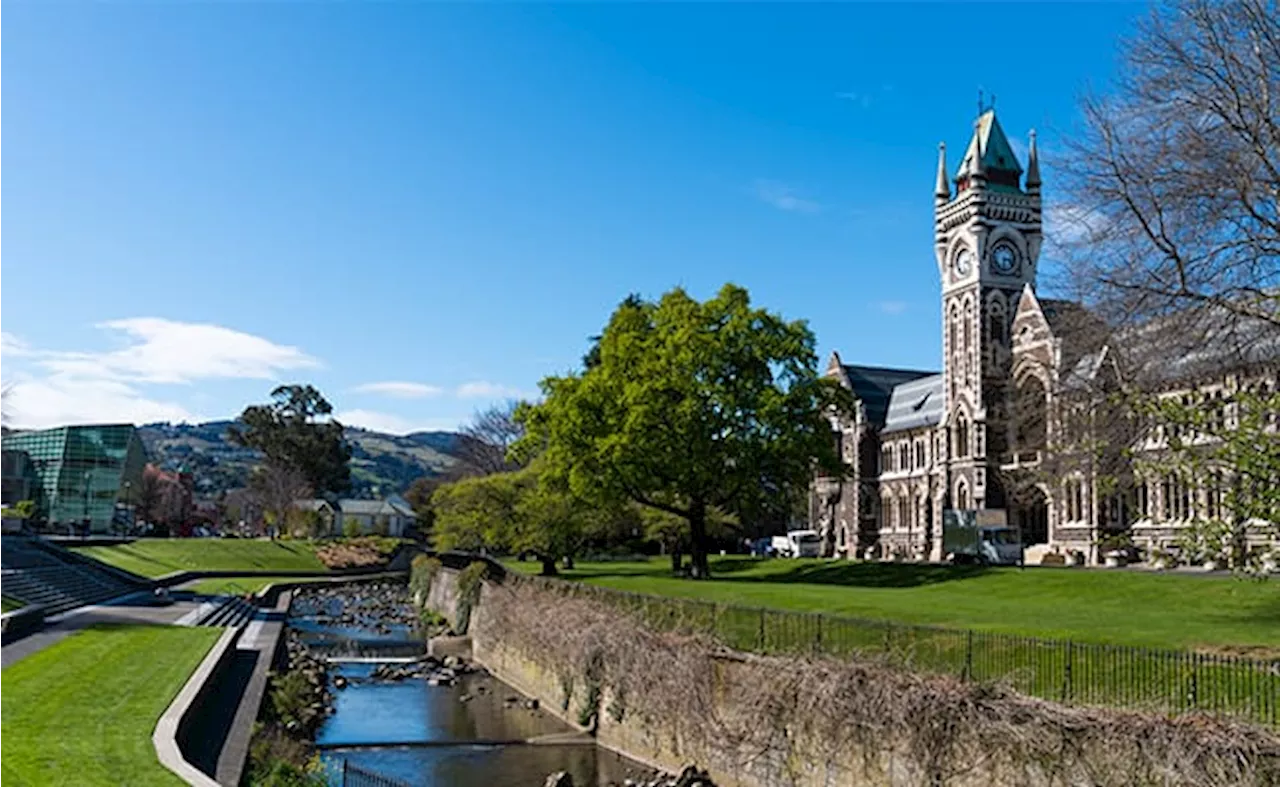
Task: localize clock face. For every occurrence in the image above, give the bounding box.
[992,242,1019,275]
[953,248,973,278]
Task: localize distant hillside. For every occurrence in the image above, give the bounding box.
[137,420,464,498]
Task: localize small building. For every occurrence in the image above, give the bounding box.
[336,496,416,537]
[292,495,416,537]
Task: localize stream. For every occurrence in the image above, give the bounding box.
[287,584,653,787]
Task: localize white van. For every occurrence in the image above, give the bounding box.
[786,529,822,558]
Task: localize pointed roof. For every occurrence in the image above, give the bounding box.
[954,110,1023,190]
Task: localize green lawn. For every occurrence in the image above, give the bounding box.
[2,595,25,613]
[185,574,334,596]
[507,557,1280,651]
[1,624,222,786]
[70,538,327,578]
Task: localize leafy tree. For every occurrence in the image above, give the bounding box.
[431,472,521,554]
[8,500,37,519]
[431,464,593,575]
[230,385,351,495]
[1136,387,1280,572]
[515,284,850,578]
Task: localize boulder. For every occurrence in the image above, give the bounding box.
[544,772,574,787]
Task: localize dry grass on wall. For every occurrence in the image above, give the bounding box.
[473,576,1280,787]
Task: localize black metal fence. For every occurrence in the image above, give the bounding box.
[340,759,412,787]
[518,573,1280,729]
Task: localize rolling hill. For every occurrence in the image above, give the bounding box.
[137,420,464,498]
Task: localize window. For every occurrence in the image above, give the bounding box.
[915,441,926,468]
[1137,481,1150,519]
[956,415,970,458]
[963,299,974,384]
[956,480,970,510]
[899,443,909,472]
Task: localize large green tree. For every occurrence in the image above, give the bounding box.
[515,283,850,578]
[229,384,351,496]
[431,464,591,575]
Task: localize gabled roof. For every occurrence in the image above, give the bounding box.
[955,110,1023,193]
[882,374,945,434]
[840,364,938,427]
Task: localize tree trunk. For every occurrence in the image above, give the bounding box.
[563,554,575,570]
[688,499,711,579]
[540,556,559,576]
[670,548,683,575]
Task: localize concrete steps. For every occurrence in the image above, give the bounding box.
[1,536,144,616]
[195,596,258,628]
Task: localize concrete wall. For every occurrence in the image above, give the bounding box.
[422,566,1279,787]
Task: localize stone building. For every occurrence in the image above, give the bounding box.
[810,108,1277,566]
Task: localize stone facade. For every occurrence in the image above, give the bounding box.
[811,108,1277,566]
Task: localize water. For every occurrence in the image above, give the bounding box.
[288,586,655,787]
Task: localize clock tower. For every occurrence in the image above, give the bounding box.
[933,108,1042,511]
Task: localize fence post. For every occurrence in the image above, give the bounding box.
[342,758,348,787]
[1063,640,1074,703]
[758,608,766,653]
[963,629,973,682]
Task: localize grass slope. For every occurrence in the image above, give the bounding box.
[2,595,24,612]
[185,575,334,595]
[70,538,327,578]
[509,557,1280,651]
[1,624,221,786]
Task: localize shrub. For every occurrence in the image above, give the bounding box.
[342,518,363,538]
[409,555,442,603]
[455,560,488,634]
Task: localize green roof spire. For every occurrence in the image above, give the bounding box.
[954,110,1024,192]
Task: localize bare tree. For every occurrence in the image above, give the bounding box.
[1054,0,1279,345]
[456,400,526,475]
[248,461,313,534]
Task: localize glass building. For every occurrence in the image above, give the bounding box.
[1,425,148,533]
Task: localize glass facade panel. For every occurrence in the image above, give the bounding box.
[1,424,147,533]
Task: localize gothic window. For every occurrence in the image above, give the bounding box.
[956,414,970,458]
[1137,480,1150,519]
[881,446,892,474]
[915,441,925,468]
[949,303,961,398]
[899,443,909,472]
[899,498,910,531]
[963,297,975,385]
[956,479,970,510]
[1205,471,1222,520]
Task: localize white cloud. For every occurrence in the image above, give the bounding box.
[752,180,821,213]
[39,318,320,384]
[352,381,443,399]
[1,320,321,429]
[335,409,461,435]
[5,376,200,428]
[878,300,908,315]
[1,332,33,357]
[455,381,528,399]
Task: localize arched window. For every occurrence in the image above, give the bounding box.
[956,479,970,510]
[963,298,974,384]
[956,413,970,458]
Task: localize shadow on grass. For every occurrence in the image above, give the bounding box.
[566,557,991,588]
[745,561,990,588]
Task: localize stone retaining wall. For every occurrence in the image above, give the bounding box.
[422,565,1279,787]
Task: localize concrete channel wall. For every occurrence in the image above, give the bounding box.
[154,627,240,787]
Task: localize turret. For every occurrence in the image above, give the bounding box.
[935,143,951,205]
[1025,130,1041,194]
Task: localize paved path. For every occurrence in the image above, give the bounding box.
[1,593,204,669]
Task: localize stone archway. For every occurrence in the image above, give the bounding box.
[1016,486,1049,545]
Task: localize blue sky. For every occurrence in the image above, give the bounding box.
[1,2,1145,434]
